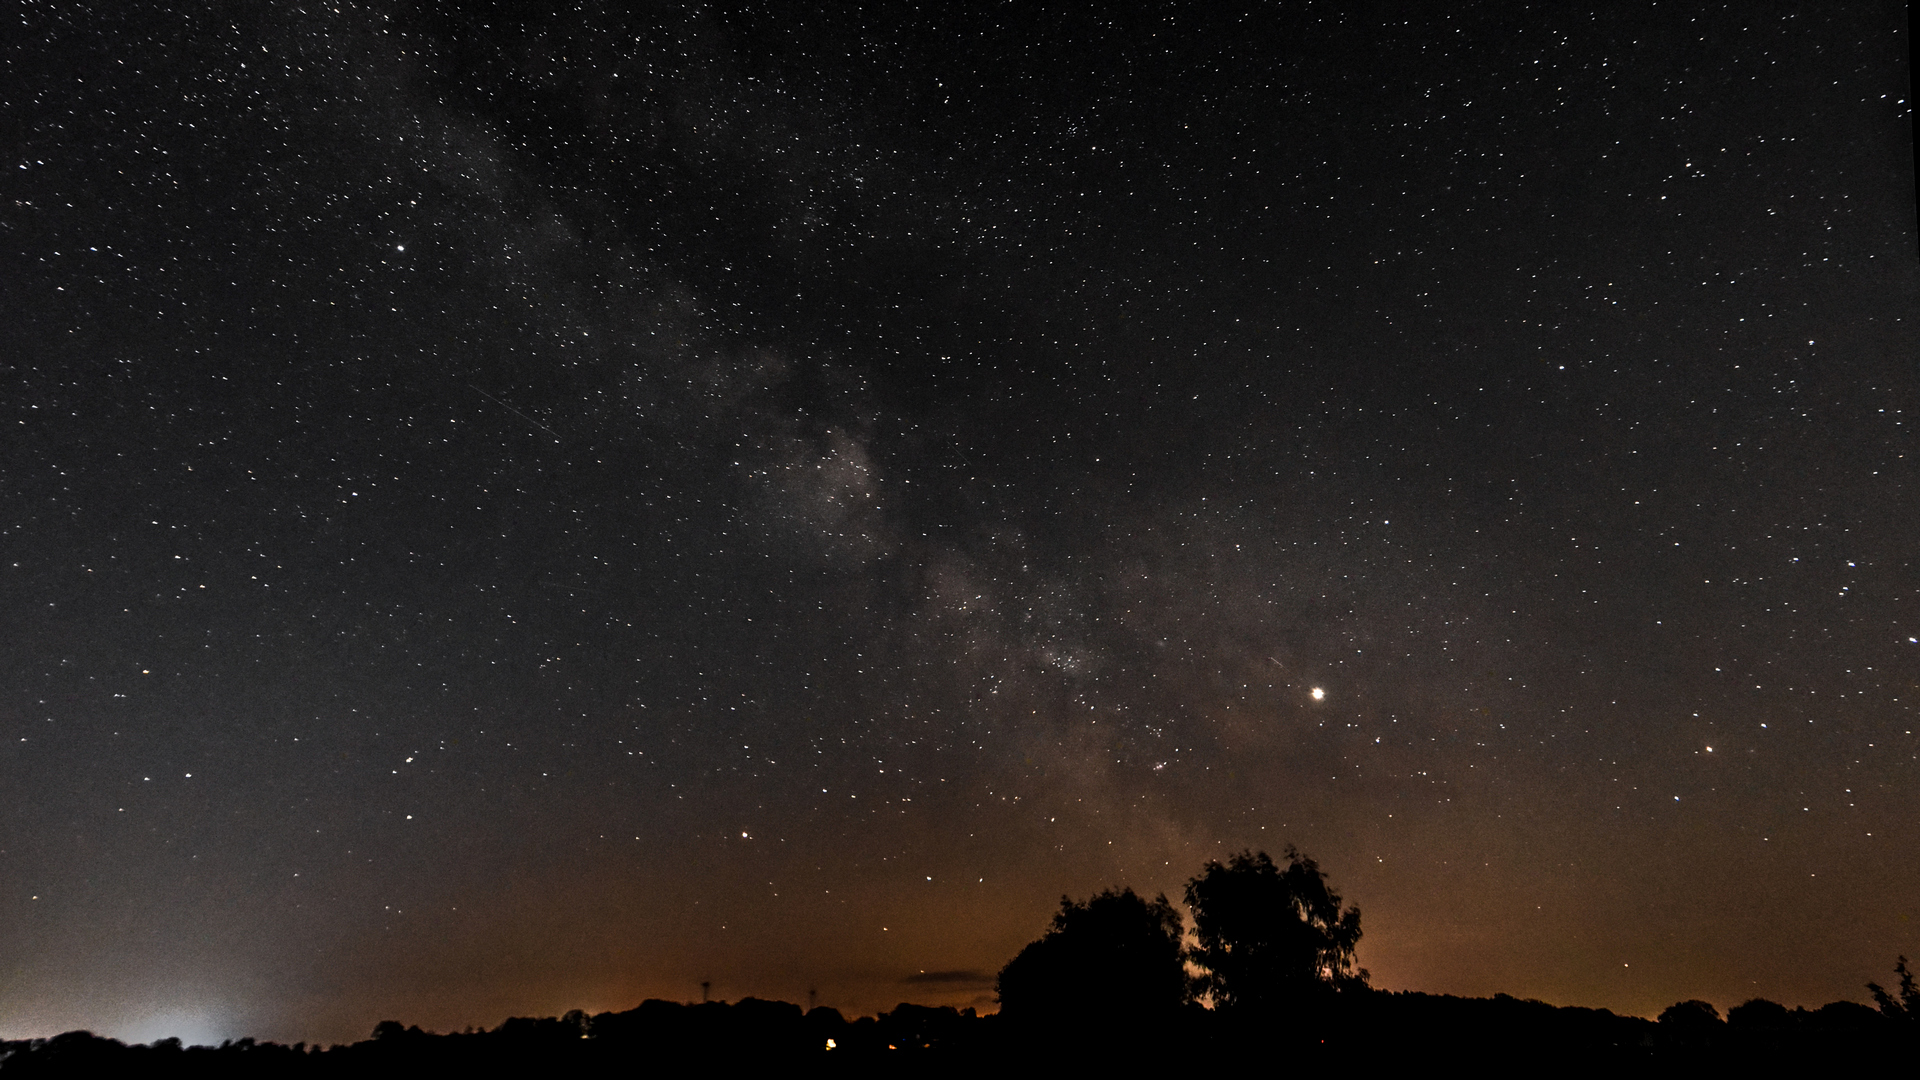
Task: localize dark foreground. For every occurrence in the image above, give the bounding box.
[2,990,1912,1077]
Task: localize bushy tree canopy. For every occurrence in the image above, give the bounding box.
[995,886,1188,1025]
[1184,847,1366,1011]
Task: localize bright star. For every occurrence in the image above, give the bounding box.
[1310,687,1325,701]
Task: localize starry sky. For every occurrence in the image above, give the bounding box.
[3,0,1915,1048]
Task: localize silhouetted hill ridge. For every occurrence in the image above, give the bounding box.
[3,987,1911,1076]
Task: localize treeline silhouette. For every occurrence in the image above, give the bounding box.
[3,849,1913,1075]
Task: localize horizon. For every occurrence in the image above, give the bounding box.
[3,0,1914,1050]
[3,849,1908,1047]
[2,957,1906,1050]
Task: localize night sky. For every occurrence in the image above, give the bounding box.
[4,0,1916,1047]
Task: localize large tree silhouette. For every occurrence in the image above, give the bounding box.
[995,886,1188,1027]
[1184,847,1366,1012]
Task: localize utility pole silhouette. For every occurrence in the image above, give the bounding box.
[808,987,818,1012]
[700,980,711,1003]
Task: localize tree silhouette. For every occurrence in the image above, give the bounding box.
[994,886,1188,1027]
[1868,956,1919,1025]
[1184,846,1365,1012]
[1657,999,1723,1049]
[1726,997,1790,1032]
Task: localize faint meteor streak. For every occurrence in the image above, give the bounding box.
[469,384,561,441]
